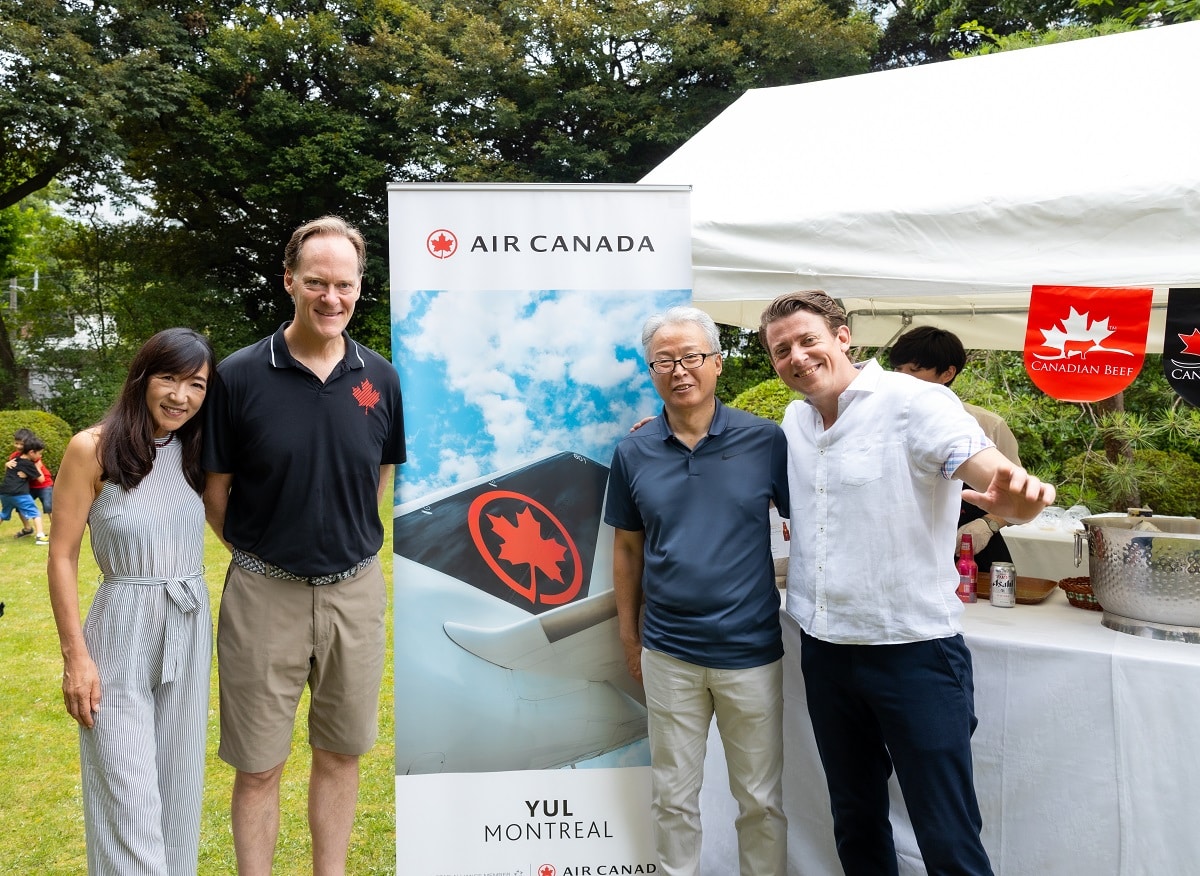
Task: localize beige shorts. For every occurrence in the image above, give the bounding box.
[216,558,386,773]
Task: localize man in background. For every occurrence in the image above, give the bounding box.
[606,306,790,876]
[889,325,1022,571]
[203,215,405,876]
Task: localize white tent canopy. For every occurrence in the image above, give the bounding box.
[641,22,1200,352]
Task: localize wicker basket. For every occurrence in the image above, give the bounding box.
[1059,576,1103,611]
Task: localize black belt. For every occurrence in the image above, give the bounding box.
[231,548,376,586]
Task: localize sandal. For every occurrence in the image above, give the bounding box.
[14,528,34,539]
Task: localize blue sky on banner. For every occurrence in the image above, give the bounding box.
[393,286,688,503]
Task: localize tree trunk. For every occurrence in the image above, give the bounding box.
[0,305,25,409]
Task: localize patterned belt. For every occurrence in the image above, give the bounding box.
[231,548,376,587]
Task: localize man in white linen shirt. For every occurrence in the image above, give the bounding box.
[888,325,1022,572]
[759,291,1055,876]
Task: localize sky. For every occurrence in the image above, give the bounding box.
[392,286,688,505]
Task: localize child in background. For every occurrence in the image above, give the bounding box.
[9,428,54,534]
[2,436,49,544]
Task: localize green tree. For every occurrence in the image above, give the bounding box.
[6,0,879,392]
[867,0,1142,68]
[415,0,877,182]
[120,0,435,355]
[116,0,877,355]
[0,208,28,407]
[0,0,191,211]
[717,323,777,402]
[1093,0,1200,24]
[1,190,71,408]
[9,211,256,428]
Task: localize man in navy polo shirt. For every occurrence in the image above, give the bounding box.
[203,215,405,876]
[605,306,790,876]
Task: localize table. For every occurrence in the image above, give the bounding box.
[698,594,1200,875]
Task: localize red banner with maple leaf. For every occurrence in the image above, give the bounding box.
[1164,288,1200,407]
[1024,285,1153,402]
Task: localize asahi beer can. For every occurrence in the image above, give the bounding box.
[990,562,1017,608]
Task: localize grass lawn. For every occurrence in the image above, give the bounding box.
[0,501,396,874]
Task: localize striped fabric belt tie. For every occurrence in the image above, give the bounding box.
[104,571,207,685]
[230,548,376,587]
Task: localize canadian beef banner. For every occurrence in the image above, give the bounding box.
[1024,284,1153,402]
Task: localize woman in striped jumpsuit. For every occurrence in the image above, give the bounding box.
[48,328,216,875]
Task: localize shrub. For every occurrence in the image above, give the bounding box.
[0,409,76,475]
[729,378,800,423]
[1060,448,1200,517]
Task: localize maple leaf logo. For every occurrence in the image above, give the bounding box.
[352,378,380,413]
[1034,306,1133,361]
[488,507,567,597]
[425,228,458,259]
[1179,329,1200,357]
[1169,328,1200,371]
[467,489,584,608]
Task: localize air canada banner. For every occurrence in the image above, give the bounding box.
[388,183,692,874]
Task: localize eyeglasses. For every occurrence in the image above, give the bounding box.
[648,352,719,374]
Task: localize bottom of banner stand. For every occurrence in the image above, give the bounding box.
[397,765,657,875]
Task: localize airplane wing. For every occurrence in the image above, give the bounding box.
[443,589,645,705]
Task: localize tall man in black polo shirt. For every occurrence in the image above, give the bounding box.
[203,216,405,876]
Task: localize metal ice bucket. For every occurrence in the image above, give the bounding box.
[1074,515,1200,642]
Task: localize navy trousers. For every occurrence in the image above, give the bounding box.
[800,631,993,876]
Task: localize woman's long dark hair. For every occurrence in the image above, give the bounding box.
[99,328,216,494]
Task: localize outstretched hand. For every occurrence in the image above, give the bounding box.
[962,463,1056,525]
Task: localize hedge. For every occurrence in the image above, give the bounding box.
[0,409,76,475]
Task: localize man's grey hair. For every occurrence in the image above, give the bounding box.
[641,306,720,361]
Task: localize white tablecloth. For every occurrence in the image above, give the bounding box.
[698,594,1200,875]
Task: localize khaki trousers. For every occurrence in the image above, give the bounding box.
[641,648,786,876]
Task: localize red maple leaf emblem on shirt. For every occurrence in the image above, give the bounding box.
[352,378,380,413]
[489,507,567,586]
[1179,329,1200,356]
